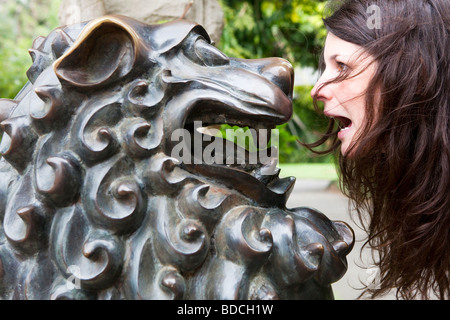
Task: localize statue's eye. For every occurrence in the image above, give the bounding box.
[193,39,229,67]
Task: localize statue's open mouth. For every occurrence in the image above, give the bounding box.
[176,97,295,208]
[159,51,295,207]
[183,101,279,173]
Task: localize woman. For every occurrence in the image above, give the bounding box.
[307,0,449,299]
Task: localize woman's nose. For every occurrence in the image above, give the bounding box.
[310,74,331,101]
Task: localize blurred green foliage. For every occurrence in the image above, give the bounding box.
[0,0,331,162]
[217,0,331,163]
[0,0,61,99]
[218,0,327,68]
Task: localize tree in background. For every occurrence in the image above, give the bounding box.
[218,0,332,162]
[218,0,327,68]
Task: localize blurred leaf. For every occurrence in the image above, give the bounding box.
[0,0,61,99]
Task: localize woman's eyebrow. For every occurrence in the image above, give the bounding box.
[328,54,348,62]
[322,54,339,67]
[327,54,339,61]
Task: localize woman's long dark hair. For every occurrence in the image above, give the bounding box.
[307,0,449,299]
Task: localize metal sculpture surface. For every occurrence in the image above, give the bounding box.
[0,15,354,300]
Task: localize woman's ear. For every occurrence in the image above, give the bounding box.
[54,16,140,88]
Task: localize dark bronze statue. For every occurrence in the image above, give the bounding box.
[0,15,353,300]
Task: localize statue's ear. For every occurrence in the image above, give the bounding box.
[54,16,140,87]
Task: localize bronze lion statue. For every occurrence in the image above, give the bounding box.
[0,15,353,300]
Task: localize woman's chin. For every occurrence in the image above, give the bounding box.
[339,140,355,157]
[338,127,358,157]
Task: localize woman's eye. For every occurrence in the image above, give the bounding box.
[193,39,229,67]
[336,61,348,73]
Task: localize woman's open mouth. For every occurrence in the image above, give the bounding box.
[330,116,352,140]
[335,116,352,131]
[330,116,351,139]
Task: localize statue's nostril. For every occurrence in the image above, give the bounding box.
[261,59,294,99]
